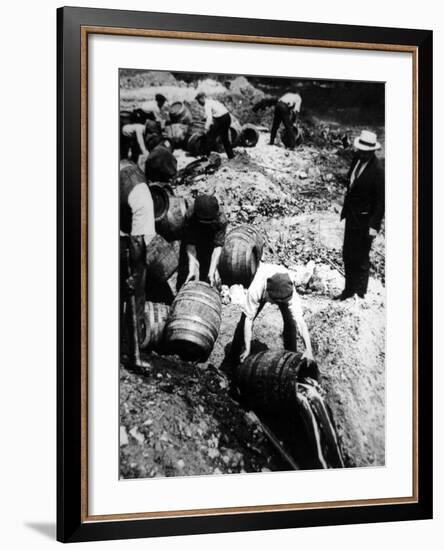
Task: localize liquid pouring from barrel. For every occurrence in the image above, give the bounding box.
[236,350,344,469]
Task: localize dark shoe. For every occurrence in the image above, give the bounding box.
[333,291,355,301]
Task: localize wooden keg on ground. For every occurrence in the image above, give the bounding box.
[156,195,189,242]
[145,234,179,283]
[165,281,222,361]
[139,301,171,351]
[219,225,264,287]
[239,124,260,147]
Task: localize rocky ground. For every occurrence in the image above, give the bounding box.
[120,72,386,478]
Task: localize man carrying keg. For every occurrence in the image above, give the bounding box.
[120,160,156,367]
[177,194,228,290]
[195,92,235,160]
[269,91,302,150]
[229,263,314,363]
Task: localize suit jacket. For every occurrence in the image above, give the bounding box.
[340,154,385,232]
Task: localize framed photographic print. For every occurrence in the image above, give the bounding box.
[57,6,433,543]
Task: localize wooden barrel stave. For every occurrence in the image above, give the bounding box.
[219,225,264,286]
[139,301,170,350]
[145,234,179,282]
[236,351,301,413]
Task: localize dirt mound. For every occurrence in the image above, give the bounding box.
[305,292,385,467]
[120,70,178,89]
[120,355,287,478]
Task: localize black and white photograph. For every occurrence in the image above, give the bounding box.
[119,68,385,479]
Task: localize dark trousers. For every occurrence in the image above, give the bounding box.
[342,218,374,297]
[120,134,142,162]
[176,240,214,291]
[120,236,147,355]
[206,113,234,159]
[229,302,298,362]
[270,101,295,148]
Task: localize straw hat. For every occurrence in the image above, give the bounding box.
[353,130,381,151]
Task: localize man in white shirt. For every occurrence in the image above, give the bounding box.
[120,160,156,366]
[269,91,302,150]
[140,94,168,126]
[196,92,234,159]
[120,123,148,162]
[228,262,314,363]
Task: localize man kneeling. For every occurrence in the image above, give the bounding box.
[229,263,314,363]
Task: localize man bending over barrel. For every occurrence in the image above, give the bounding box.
[177,194,228,291]
[196,92,235,160]
[269,91,302,150]
[229,263,314,363]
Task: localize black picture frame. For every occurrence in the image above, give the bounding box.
[57,6,433,543]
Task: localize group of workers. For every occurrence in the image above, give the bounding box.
[120,86,385,366]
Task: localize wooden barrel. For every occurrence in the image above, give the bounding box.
[164,123,189,148]
[147,183,170,222]
[219,225,264,287]
[187,132,207,156]
[156,196,189,242]
[165,281,222,361]
[169,101,193,125]
[236,351,302,413]
[139,301,171,350]
[145,234,179,282]
[239,124,260,147]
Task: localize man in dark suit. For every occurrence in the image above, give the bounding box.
[336,130,385,300]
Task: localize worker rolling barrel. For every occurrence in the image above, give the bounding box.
[165,281,222,361]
